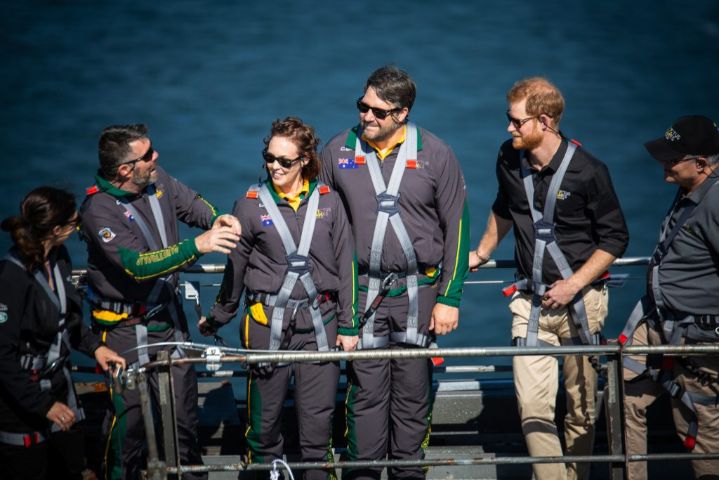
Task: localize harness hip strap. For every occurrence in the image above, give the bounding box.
[257,183,330,355]
[518,142,597,346]
[357,123,426,349]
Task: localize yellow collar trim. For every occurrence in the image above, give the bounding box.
[362,126,406,160]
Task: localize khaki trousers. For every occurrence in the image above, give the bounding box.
[623,321,719,480]
[510,285,608,480]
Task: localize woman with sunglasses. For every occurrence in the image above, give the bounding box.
[0,186,126,480]
[200,117,358,479]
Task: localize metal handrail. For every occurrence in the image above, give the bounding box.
[78,255,717,480]
[127,342,719,479]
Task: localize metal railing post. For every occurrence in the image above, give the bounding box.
[605,350,626,480]
[157,350,181,474]
[137,370,166,480]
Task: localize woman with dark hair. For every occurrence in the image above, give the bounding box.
[200,117,358,479]
[0,186,126,479]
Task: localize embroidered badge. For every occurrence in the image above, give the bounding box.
[260,214,273,227]
[556,190,572,200]
[338,158,359,169]
[98,227,116,243]
[406,159,417,169]
[155,189,164,199]
[340,146,352,152]
[123,210,135,222]
[316,208,331,219]
[665,127,681,142]
[0,303,7,324]
[318,185,330,195]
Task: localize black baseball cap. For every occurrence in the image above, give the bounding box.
[644,115,719,162]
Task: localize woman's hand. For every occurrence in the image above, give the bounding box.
[336,335,359,352]
[94,345,127,372]
[46,401,75,431]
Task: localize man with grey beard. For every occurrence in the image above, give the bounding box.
[80,123,240,480]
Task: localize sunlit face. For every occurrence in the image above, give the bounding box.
[126,138,159,189]
[359,87,407,143]
[265,135,305,192]
[507,99,542,151]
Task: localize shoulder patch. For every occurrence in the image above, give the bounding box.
[85,185,100,196]
[318,185,330,195]
[246,185,261,199]
[98,227,116,243]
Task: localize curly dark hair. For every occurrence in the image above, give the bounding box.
[263,117,321,181]
[1,186,76,270]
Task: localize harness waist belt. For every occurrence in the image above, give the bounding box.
[246,291,335,309]
[660,309,719,329]
[0,430,46,448]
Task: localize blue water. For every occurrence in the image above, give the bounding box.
[2,0,719,357]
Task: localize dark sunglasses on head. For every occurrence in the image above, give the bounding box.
[125,146,154,166]
[262,148,303,169]
[356,97,402,120]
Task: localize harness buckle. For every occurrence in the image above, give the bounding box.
[376,191,401,216]
[286,253,310,275]
[533,220,556,242]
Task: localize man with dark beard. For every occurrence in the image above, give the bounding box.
[320,65,470,479]
[469,77,628,480]
[79,124,240,479]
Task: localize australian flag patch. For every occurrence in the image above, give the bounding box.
[338,157,358,169]
[260,214,273,227]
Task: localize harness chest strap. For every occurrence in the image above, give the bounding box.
[116,185,185,365]
[256,183,330,356]
[619,179,719,347]
[515,142,598,347]
[356,122,429,349]
[2,254,85,435]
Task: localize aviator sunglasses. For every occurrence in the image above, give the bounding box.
[356,97,402,120]
[262,148,303,169]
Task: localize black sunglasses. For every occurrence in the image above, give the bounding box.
[125,145,154,166]
[356,97,402,120]
[506,112,538,130]
[262,148,303,169]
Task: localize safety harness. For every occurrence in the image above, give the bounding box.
[88,184,185,366]
[246,182,331,358]
[619,179,719,450]
[505,141,600,347]
[0,253,85,447]
[354,122,431,349]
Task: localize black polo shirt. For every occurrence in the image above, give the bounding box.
[492,138,629,284]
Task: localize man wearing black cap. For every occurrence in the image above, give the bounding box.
[621,115,719,479]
